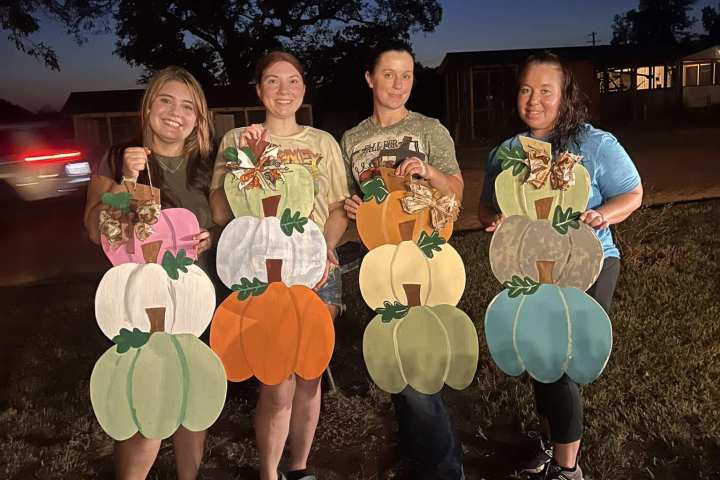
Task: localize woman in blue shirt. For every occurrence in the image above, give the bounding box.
[478,52,643,480]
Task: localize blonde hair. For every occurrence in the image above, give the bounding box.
[140,66,214,160]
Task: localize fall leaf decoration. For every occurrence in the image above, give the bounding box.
[112,327,151,354]
[360,177,390,203]
[231,277,269,300]
[225,135,287,191]
[280,209,309,236]
[496,143,529,177]
[502,275,541,298]
[552,206,582,235]
[416,230,446,259]
[376,301,410,322]
[162,249,193,280]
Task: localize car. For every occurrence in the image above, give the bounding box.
[0,121,91,201]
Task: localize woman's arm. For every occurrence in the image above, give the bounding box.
[395,159,464,202]
[209,188,233,227]
[580,183,643,229]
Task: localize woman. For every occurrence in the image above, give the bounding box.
[209,51,349,480]
[478,52,643,480]
[83,66,215,480]
[342,41,465,480]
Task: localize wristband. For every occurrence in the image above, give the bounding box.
[121,176,137,184]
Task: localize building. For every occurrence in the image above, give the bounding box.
[61,85,313,149]
[439,44,718,145]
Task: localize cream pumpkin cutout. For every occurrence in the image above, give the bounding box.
[489,197,604,291]
[90,244,226,441]
[359,223,477,395]
[356,168,457,250]
[223,134,315,219]
[494,137,591,219]
[216,196,326,289]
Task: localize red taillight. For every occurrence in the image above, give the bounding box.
[23,150,83,163]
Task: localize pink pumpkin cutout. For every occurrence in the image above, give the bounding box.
[101,208,200,265]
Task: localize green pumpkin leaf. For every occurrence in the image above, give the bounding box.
[231,277,269,300]
[280,209,308,236]
[496,143,528,177]
[112,327,151,354]
[416,230,446,258]
[552,206,582,235]
[360,177,390,203]
[223,146,239,162]
[162,249,193,280]
[240,146,257,166]
[375,301,410,322]
[101,192,132,212]
[503,275,541,298]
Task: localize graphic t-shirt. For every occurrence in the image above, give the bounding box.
[210,126,350,231]
[481,124,641,258]
[340,111,461,194]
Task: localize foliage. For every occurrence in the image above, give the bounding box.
[279,209,308,236]
[112,327,151,354]
[702,3,720,43]
[161,249,193,280]
[375,301,409,322]
[611,0,697,46]
[502,275,541,298]
[360,177,389,204]
[231,277,268,300]
[416,230,446,258]
[551,206,581,235]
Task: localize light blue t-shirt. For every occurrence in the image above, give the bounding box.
[481,124,641,258]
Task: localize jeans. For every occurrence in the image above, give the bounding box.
[391,386,464,479]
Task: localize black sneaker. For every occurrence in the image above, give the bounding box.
[544,463,584,480]
[519,431,553,475]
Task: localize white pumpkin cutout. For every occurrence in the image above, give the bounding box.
[216,215,326,289]
[95,262,216,339]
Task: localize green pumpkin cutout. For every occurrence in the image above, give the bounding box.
[223,141,315,219]
[90,308,227,440]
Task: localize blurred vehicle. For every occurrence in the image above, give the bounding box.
[0,121,91,201]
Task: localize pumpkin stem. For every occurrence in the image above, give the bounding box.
[141,241,162,264]
[399,220,416,242]
[262,195,281,217]
[380,167,407,192]
[534,197,554,220]
[266,259,283,284]
[125,212,135,254]
[403,284,422,307]
[536,260,555,284]
[146,307,166,333]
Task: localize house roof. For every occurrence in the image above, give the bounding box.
[683,45,720,62]
[439,44,694,73]
[61,84,263,115]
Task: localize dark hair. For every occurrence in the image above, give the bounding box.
[254,51,305,84]
[366,40,415,74]
[519,51,589,152]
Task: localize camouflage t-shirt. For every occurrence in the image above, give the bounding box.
[340,111,460,194]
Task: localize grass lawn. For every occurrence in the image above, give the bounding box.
[1,199,718,479]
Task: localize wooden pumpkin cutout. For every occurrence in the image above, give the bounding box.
[95,244,216,339]
[101,208,200,265]
[494,137,591,219]
[210,258,334,385]
[362,285,478,395]
[216,196,326,289]
[223,135,315,219]
[90,306,227,440]
[359,224,465,310]
[484,260,612,384]
[356,174,454,250]
[489,199,603,290]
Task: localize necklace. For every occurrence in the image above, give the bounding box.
[154,154,186,174]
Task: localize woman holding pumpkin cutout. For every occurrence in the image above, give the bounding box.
[341,41,466,480]
[209,51,349,480]
[83,67,217,479]
[478,52,643,479]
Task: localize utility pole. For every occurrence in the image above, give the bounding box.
[588,32,598,46]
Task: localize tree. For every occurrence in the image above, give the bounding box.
[113,0,442,89]
[0,1,112,70]
[611,0,697,46]
[702,3,720,43]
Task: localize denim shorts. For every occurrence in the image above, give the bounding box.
[315,265,342,307]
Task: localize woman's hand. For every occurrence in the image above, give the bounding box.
[122,147,151,180]
[343,194,363,220]
[482,213,504,232]
[314,247,339,290]
[580,209,609,230]
[395,156,435,181]
[194,229,212,254]
[239,124,266,147]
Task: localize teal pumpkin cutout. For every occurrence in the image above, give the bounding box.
[484,261,612,384]
[223,143,315,219]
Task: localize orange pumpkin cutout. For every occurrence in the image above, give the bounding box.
[210,259,334,385]
[356,171,454,249]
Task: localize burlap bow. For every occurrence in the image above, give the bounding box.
[525,148,582,192]
[99,201,161,249]
[227,138,288,191]
[400,181,460,229]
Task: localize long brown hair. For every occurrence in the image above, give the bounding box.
[519,52,589,152]
[139,66,214,196]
